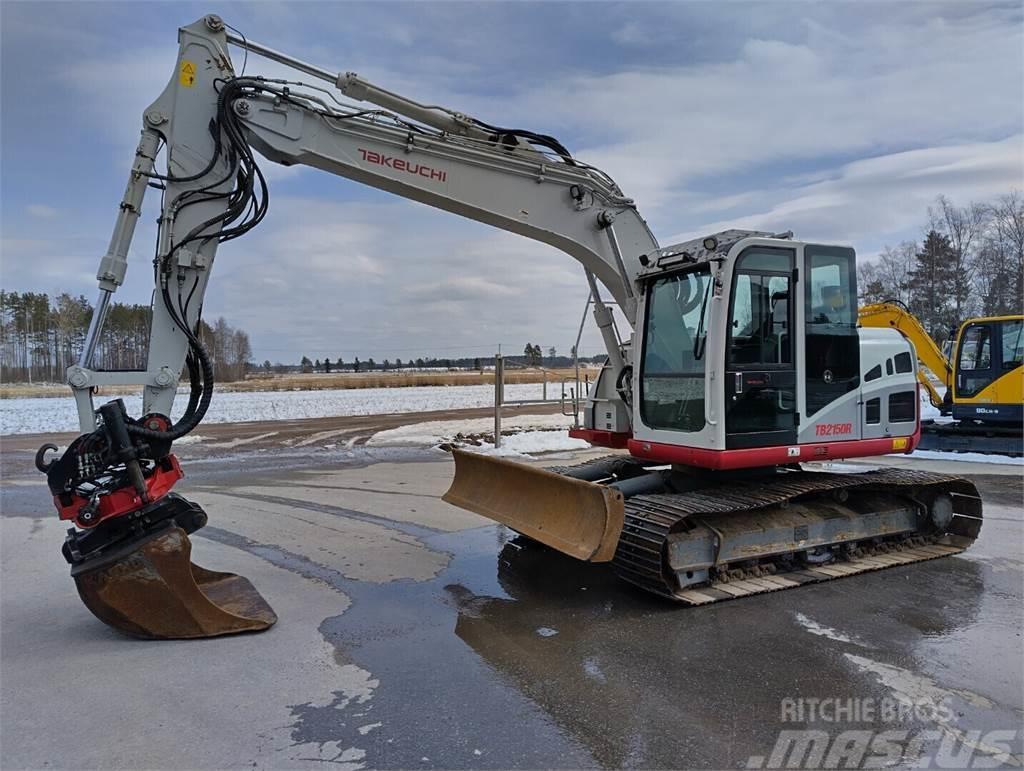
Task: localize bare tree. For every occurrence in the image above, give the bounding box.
[989,192,1024,310]
[930,195,988,320]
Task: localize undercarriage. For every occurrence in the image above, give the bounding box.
[550,456,983,603]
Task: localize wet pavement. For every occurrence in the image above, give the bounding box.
[1,414,1022,769]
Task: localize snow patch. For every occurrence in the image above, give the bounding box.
[536,627,559,637]
[368,413,574,447]
[369,413,590,457]
[171,434,209,445]
[902,450,1022,465]
[465,430,591,457]
[0,383,551,435]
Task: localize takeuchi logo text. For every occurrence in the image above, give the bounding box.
[358,149,447,182]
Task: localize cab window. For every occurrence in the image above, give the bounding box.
[1001,319,1023,369]
[959,325,991,370]
[957,323,995,397]
[640,268,712,432]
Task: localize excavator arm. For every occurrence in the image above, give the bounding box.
[67,14,658,432]
[37,14,658,639]
[858,302,953,409]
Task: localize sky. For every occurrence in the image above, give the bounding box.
[1,1,1022,363]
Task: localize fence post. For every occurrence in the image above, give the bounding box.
[494,353,503,449]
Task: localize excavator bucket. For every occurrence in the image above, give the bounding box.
[443,449,625,562]
[72,526,277,639]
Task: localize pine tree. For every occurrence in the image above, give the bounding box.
[907,230,958,339]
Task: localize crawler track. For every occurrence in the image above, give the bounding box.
[611,467,982,603]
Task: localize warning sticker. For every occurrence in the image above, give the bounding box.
[179,60,197,88]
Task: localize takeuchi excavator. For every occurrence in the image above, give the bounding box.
[36,15,983,639]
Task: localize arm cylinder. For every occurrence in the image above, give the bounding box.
[95,129,160,292]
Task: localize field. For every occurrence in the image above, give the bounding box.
[0,366,593,400]
[0,382,568,435]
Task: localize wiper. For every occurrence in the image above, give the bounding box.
[693,279,712,360]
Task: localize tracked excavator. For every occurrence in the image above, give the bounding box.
[36,15,983,639]
[858,303,1022,456]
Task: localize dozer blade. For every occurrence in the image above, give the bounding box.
[72,526,277,639]
[443,448,625,562]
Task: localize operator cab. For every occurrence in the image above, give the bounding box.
[629,232,916,469]
[952,316,1024,424]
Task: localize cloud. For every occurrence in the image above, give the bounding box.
[404,275,521,303]
[669,135,1024,252]
[26,204,58,218]
[2,1,1021,363]
[203,197,600,360]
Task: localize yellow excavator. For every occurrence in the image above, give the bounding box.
[859,302,1023,456]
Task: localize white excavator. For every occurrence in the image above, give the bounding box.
[36,15,982,639]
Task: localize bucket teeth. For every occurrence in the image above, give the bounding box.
[72,526,277,639]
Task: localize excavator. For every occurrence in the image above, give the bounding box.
[35,15,983,639]
[859,303,1023,456]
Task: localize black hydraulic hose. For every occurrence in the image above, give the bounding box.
[125,282,214,442]
[125,334,213,441]
[470,118,575,165]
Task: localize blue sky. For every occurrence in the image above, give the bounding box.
[2,1,1021,362]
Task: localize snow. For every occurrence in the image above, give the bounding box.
[901,449,1022,465]
[368,413,590,457]
[919,389,955,424]
[0,383,551,436]
[367,413,572,447]
[470,430,591,457]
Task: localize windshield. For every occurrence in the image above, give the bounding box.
[640,268,711,432]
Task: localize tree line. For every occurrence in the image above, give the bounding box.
[17,190,1014,386]
[284,346,600,374]
[0,291,251,384]
[858,192,1024,340]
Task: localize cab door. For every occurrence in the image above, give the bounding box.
[803,245,861,428]
[724,247,797,449]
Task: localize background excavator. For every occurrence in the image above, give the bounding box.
[859,303,1023,456]
[36,15,982,639]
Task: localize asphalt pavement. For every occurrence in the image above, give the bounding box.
[1,412,1021,769]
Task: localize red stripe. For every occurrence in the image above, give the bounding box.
[627,429,920,471]
[568,428,631,449]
